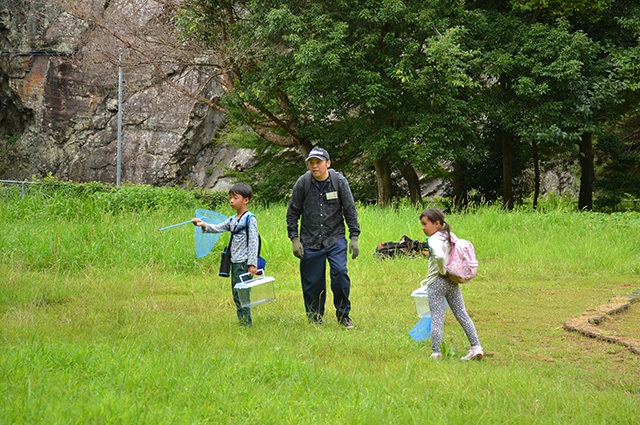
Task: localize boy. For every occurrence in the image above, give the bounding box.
[192,183,259,326]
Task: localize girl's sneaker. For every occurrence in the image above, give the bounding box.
[460,346,483,361]
[430,352,442,359]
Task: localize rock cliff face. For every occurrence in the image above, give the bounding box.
[0,0,252,189]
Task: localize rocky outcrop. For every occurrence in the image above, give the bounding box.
[0,0,253,190]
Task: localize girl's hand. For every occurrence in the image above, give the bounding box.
[248,265,258,276]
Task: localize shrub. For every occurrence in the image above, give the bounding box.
[7,176,229,213]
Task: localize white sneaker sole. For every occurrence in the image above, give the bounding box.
[461,350,484,361]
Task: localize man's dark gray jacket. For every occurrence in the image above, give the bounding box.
[286,169,360,250]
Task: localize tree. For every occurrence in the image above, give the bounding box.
[595,114,640,210]
[465,1,638,210]
[509,0,640,210]
[179,0,480,205]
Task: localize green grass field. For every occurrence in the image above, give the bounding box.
[1,194,639,424]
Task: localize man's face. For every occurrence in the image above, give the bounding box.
[307,157,331,181]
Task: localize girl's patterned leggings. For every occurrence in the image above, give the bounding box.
[427,274,480,354]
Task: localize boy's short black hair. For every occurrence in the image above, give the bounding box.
[229,183,252,199]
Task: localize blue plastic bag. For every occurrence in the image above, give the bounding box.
[408,316,432,342]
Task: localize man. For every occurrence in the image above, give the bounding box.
[286,147,360,328]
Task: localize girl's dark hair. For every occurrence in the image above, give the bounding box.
[420,207,451,245]
[229,183,252,199]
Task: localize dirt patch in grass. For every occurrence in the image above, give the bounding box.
[597,302,640,340]
[564,289,640,355]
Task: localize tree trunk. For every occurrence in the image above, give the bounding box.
[299,139,314,158]
[578,132,594,211]
[452,161,466,207]
[373,156,392,207]
[400,164,422,205]
[501,130,514,210]
[531,139,540,210]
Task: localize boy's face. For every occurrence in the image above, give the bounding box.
[229,193,249,212]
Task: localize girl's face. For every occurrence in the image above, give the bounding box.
[421,216,441,237]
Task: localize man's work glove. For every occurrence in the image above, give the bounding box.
[349,237,359,259]
[292,238,304,259]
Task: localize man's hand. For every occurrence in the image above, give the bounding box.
[349,237,359,259]
[292,238,304,259]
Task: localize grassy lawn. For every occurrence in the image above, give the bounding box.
[1,198,639,424]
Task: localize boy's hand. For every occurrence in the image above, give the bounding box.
[248,265,258,276]
[192,218,206,228]
[292,238,304,259]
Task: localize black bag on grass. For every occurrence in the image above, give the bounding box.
[374,235,428,259]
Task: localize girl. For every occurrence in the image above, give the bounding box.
[420,208,483,360]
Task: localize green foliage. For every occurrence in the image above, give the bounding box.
[519,190,578,212]
[474,12,607,140]
[179,0,480,195]
[38,175,113,198]
[93,184,197,212]
[594,130,640,211]
[511,0,614,22]
[3,176,229,215]
[614,196,640,212]
[179,0,640,207]
[3,132,20,144]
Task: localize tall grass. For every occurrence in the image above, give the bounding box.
[1,191,639,424]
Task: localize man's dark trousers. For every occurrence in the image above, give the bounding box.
[300,238,351,321]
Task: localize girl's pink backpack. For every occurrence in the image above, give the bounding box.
[447,238,478,284]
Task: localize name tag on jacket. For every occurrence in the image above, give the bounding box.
[326,191,338,200]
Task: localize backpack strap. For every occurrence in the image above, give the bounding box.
[328,169,341,200]
[239,212,261,256]
[229,211,249,240]
[304,170,313,195]
[448,241,456,265]
[226,212,262,260]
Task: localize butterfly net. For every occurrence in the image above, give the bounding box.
[194,209,227,258]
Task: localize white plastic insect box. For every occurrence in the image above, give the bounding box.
[411,282,431,318]
[411,278,449,318]
[234,271,276,308]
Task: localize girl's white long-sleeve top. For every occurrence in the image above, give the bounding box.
[425,230,458,286]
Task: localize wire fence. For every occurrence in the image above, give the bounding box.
[0,180,40,197]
